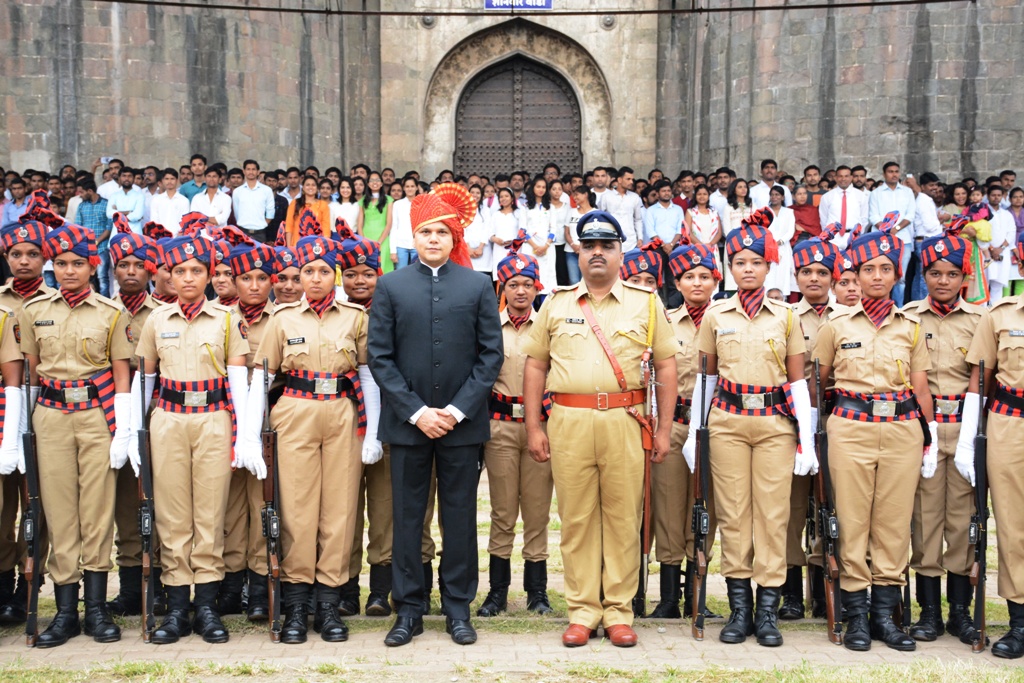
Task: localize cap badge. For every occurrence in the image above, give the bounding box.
[813,250,823,262]
[253,258,263,268]
[880,239,890,253]
[282,252,293,264]
[120,239,131,251]
[59,238,70,250]
[843,258,853,269]
[691,252,701,264]
[17,227,27,238]
[639,259,649,271]
[935,242,945,253]
[312,242,323,255]
[184,243,195,255]
[742,236,753,247]
[357,254,367,264]
[515,258,525,269]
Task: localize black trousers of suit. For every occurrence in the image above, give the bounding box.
[390,442,480,620]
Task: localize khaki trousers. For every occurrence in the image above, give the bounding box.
[0,474,50,574]
[911,422,974,576]
[348,447,394,579]
[35,405,116,585]
[828,416,921,591]
[549,404,644,629]
[273,396,360,587]
[484,420,552,561]
[987,413,1024,602]
[113,465,142,566]
[151,408,233,586]
[654,422,717,564]
[786,475,812,567]
[708,407,795,588]
[222,469,268,574]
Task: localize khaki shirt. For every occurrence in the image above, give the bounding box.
[814,301,931,395]
[136,300,249,382]
[0,305,23,365]
[231,300,276,373]
[697,295,806,387]
[20,290,133,380]
[795,300,845,381]
[494,309,534,397]
[667,305,699,396]
[903,299,983,396]
[114,292,161,371]
[966,295,1024,390]
[254,299,368,376]
[522,279,677,394]
[0,281,55,317]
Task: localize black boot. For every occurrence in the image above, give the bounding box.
[842,589,871,651]
[314,585,350,642]
[366,564,393,617]
[152,567,168,616]
[809,564,827,619]
[778,566,805,620]
[246,569,269,621]
[754,586,784,647]
[422,562,434,615]
[647,564,681,618]
[909,574,943,641]
[0,573,30,624]
[106,566,142,617]
[524,560,553,615]
[336,575,360,617]
[0,568,15,606]
[83,571,121,643]
[870,585,915,651]
[215,570,245,616]
[681,560,722,619]
[36,582,81,648]
[281,583,311,644]
[193,582,230,643]
[151,584,192,644]
[945,572,983,645]
[719,578,754,643]
[994,600,1024,659]
[477,555,510,617]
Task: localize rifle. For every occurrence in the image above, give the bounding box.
[691,356,711,640]
[20,363,42,647]
[632,346,655,618]
[969,359,988,652]
[813,360,842,645]
[137,358,156,643]
[260,359,282,642]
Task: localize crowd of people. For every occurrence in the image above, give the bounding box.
[0,154,1020,660]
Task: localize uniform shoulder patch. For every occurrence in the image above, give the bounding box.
[126,325,135,344]
[13,323,20,344]
[238,320,249,340]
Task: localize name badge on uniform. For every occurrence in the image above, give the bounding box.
[34,320,54,326]
[717,328,736,336]
[564,318,585,324]
[804,335,810,340]
[160,332,180,339]
[926,333,934,339]
[287,337,306,345]
[1010,330,1024,337]
[841,342,861,349]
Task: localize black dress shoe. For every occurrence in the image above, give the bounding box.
[445,617,477,645]
[151,609,191,644]
[384,616,423,647]
[314,602,349,642]
[192,605,230,644]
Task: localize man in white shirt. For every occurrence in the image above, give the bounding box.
[140,165,161,223]
[983,184,1017,305]
[907,172,946,302]
[278,167,302,202]
[818,165,868,250]
[597,166,644,250]
[105,167,147,233]
[148,168,190,234]
[709,166,733,227]
[749,159,793,209]
[232,159,276,242]
[868,162,917,301]
[590,167,611,206]
[97,158,127,200]
[642,180,685,306]
[190,167,232,227]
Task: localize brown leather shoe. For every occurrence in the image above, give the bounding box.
[562,623,595,647]
[605,624,638,647]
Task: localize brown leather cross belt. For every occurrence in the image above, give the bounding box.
[551,389,645,410]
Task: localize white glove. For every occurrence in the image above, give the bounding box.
[109,393,132,469]
[236,366,268,480]
[228,365,265,478]
[17,386,39,474]
[0,387,24,475]
[362,439,384,465]
[681,373,717,473]
[921,420,938,479]
[810,407,819,434]
[358,365,381,444]
[126,373,155,476]
[790,379,819,476]
[953,392,980,487]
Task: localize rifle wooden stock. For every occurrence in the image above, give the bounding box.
[813,361,842,645]
[970,360,988,653]
[691,356,711,641]
[137,358,156,643]
[21,363,42,647]
[260,359,283,643]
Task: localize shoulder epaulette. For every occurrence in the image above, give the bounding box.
[22,290,58,309]
[991,297,1018,311]
[94,295,127,312]
[338,300,367,313]
[900,308,922,324]
[622,281,653,293]
[548,283,581,298]
[958,301,986,316]
[208,302,233,314]
[272,301,303,312]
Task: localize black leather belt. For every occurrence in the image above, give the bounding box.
[490,398,525,419]
[39,384,99,404]
[995,387,1024,412]
[834,395,918,418]
[715,386,786,411]
[158,387,227,407]
[285,374,352,396]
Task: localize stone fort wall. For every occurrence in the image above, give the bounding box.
[1,0,1020,179]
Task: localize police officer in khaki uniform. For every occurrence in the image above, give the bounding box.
[814,214,937,652]
[0,219,52,623]
[523,211,677,648]
[780,237,845,620]
[144,222,178,305]
[645,243,721,619]
[134,231,250,644]
[478,246,554,618]
[20,224,134,647]
[241,234,378,644]
[902,232,983,643]
[954,236,1024,659]
[683,212,815,648]
[220,227,277,621]
[0,305,27,564]
[105,215,164,618]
